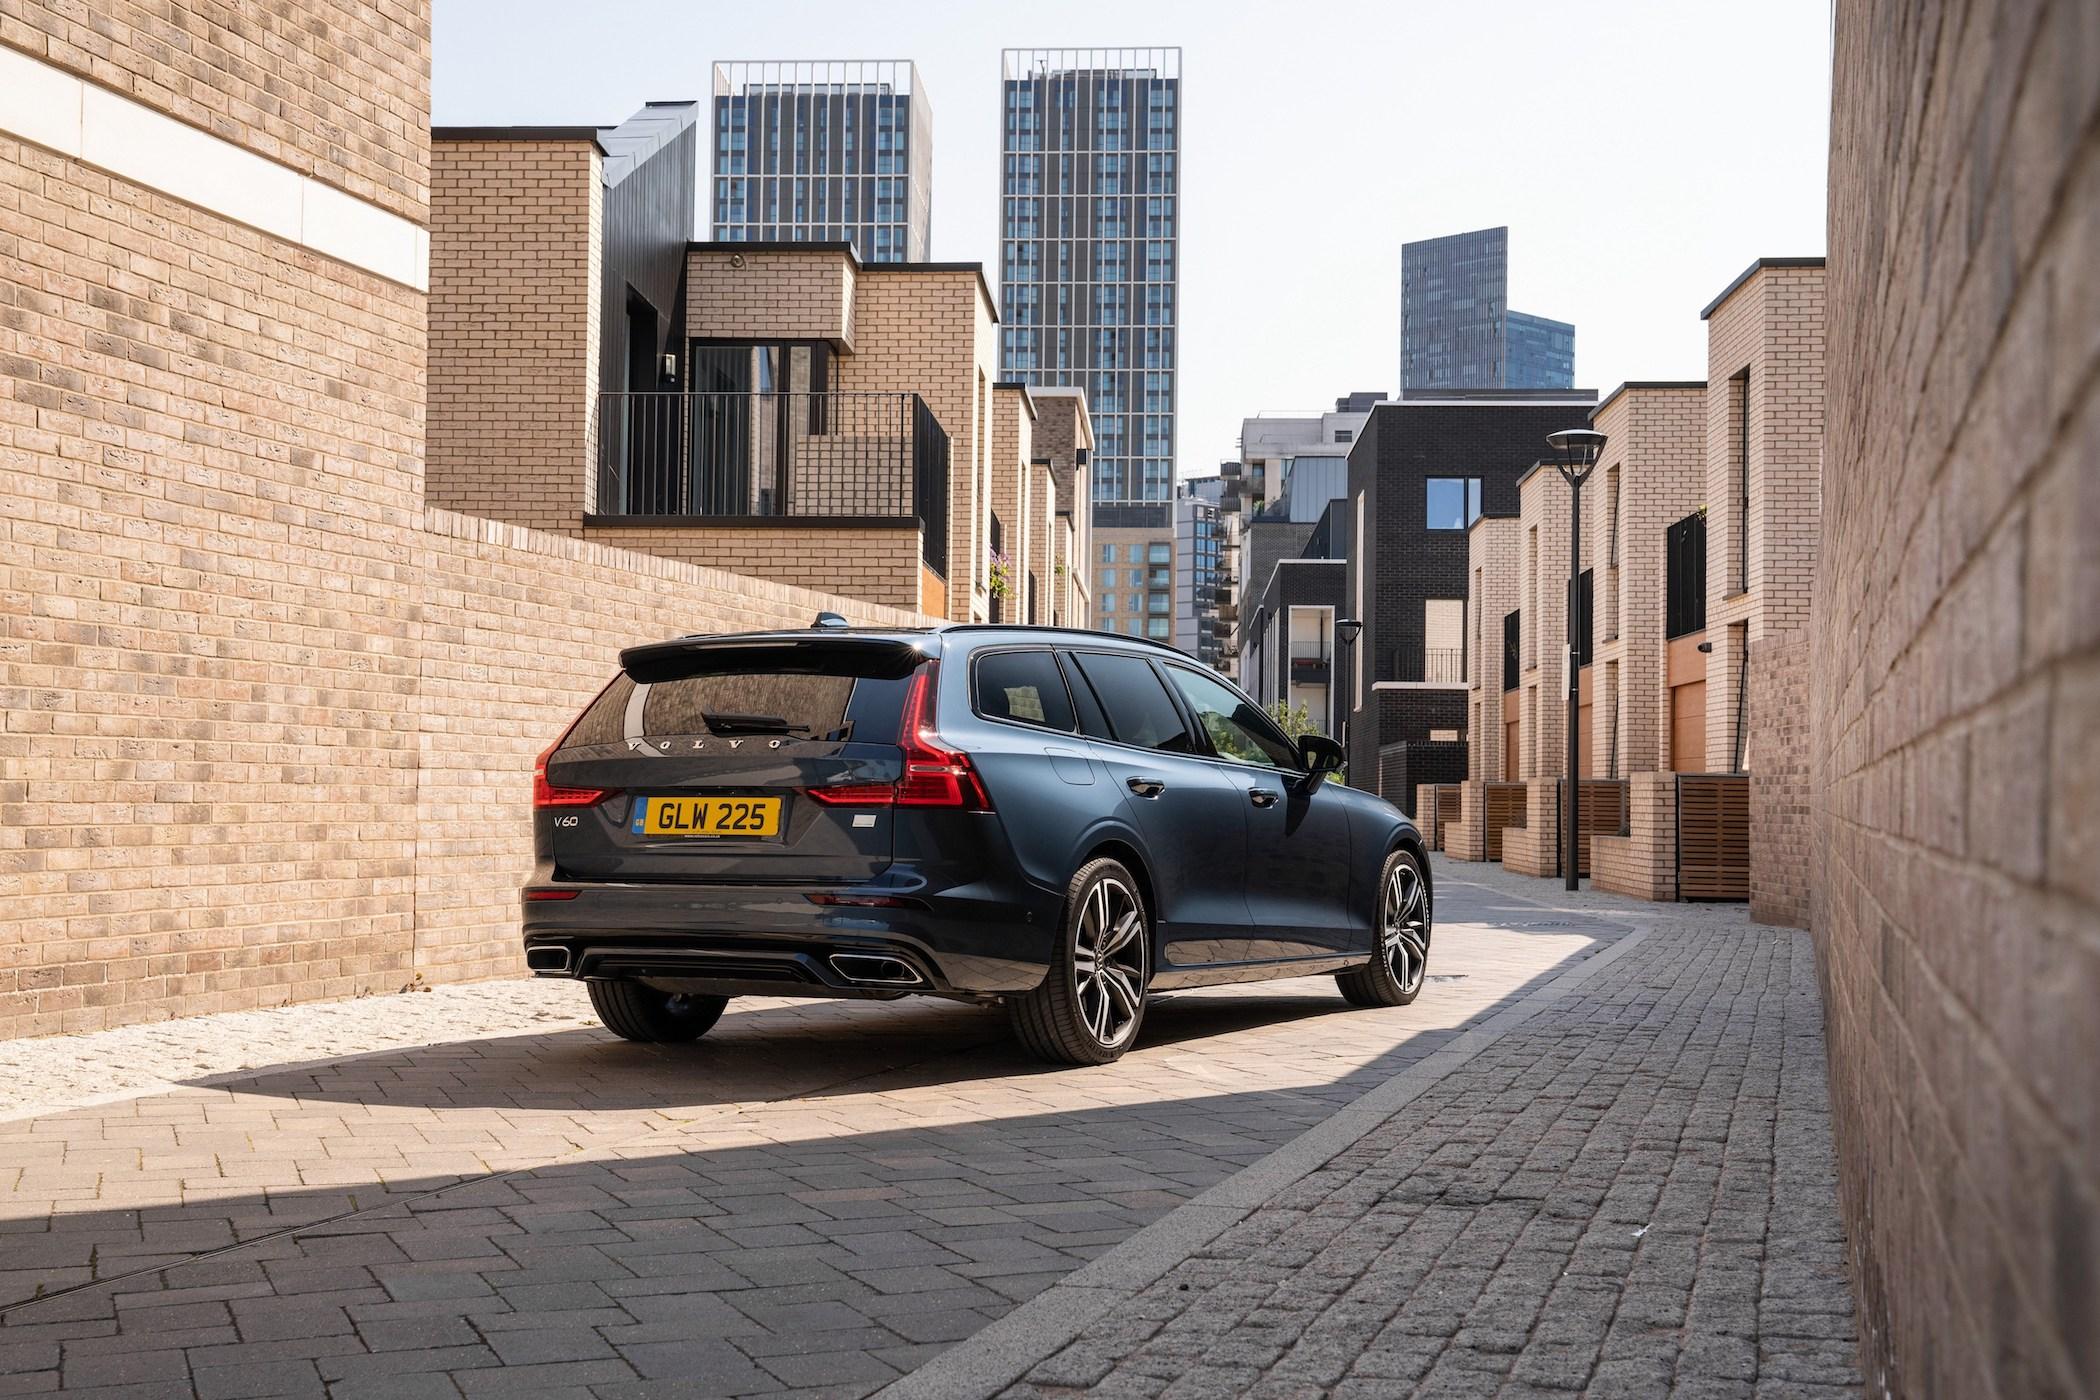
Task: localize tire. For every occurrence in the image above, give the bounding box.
[587,980,728,1043]
[1010,858,1152,1066]
[1337,847,1432,1008]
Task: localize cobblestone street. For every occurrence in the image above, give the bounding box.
[0,864,1858,1397]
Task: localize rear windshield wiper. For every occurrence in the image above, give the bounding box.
[702,712,812,736]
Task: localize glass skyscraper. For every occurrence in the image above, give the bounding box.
[711,62,931,262]
[1400,226,1575,391]
[999,48,1181,512]
[1506,309,1577,389]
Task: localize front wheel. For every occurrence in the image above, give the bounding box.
[1337,848,1431,1007]
[588,981,728,1043]
[1010,858,1152,1065]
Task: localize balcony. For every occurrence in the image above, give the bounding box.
[1290,654,1331,686]
[1381,641,1467,687]
[592,391,952,575]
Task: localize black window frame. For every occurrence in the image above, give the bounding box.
[968,645,1079,734]
[1425,475,1484,531]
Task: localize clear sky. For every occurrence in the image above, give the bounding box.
[435,0,1831,476]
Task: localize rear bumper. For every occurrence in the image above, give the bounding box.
[520,864,1060,998]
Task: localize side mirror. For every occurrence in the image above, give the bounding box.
[1297,734,1345,778]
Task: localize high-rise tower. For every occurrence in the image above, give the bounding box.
[998,48,1181,518]
[711,61,931,262]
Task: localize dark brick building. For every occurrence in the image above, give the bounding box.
[1343,391,1597,790]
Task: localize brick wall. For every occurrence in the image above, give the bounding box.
[687,247,854,348]
[1704,264,1824,772]
[1500,777,1561,878]
[428,137,599,530]
[1517,467,1572,781]
[1465,516,1521,780]
[1,1,432,223]
[575,523,923,610]
[1747,634,1809,926]
[1820,1,2100,1394]
[0,13,933,1037]
[1587,386,1705,779]
[1592,771,1676,901]
[844,267,1001,620]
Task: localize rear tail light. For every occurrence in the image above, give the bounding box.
[533,738,610,809]
[805,661,991,810]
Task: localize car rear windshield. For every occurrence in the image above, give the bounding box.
[560,642,923,751]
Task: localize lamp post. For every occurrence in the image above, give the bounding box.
[1546,427,1608,892]
[1334,617,1364,760]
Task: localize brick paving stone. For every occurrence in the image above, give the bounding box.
[0,865,1711,1397]
[1001,863,1860,1398]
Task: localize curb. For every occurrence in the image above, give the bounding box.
[876,907,1653,1400]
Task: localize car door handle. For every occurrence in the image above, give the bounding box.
[1126,775,1167,798]
[1249,789,1280,808]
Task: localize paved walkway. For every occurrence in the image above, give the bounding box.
[899,863,1861,1399]
[0,863,1625,1397]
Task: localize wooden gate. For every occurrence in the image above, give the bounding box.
[1483,782,1527,861]
[1435,786,1462,850]
[1677,773,1749,900]
[1575,779,1627,877]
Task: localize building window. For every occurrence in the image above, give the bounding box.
[1732,369,1751,592]
[1146,542,1170,564]
[1425,477,1484,530]
[1334,429,1353,443]
[1148,593,1170,614]
[1146,617,1171,639]
[1100,544,1115,563]
[1666,511,1708,639]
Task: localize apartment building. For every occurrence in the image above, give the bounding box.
[1445,383,1706,875]
[1342,391,1599,808]
[1439,267,1822,904]
[432,116,1075,622]
[1026,386,1096,629]
[710,61,932,261]
[1240,502,1348,733]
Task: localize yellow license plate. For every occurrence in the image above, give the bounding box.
[633,796,782,838]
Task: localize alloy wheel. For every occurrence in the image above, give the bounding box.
[1380,861,1430,995]
[1074,875,1146,1048]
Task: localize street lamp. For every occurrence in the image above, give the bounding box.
[1334,617,1364,756]
[1546,427,1608,893]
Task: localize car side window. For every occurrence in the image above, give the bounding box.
[1069,652,1194,754]
[972,649,1076,731]
[1164,666,1302,770]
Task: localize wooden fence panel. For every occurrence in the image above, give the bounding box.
[1484,783,1527,861]
[1677,773,1749,900]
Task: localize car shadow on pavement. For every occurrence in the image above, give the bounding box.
[0,915,1634,1355]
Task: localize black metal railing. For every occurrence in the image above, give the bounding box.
[1378,641,1466,685]
[595,390,951,575]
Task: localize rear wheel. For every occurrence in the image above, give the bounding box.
[588,981,728,1043]
[1337,848,1431,1007]
[1010,858,1151,1066]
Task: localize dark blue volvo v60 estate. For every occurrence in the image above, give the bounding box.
[522,619,1433,1065]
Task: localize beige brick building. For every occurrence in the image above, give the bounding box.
[1446,291,1817,909]
[428,122,1066,623]
[1820,0,2099,1392]
[1028,386,1096,628]
[0,9,932,1037]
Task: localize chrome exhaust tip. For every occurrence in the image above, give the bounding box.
[525,945,573,975]
[828,953,924,987]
